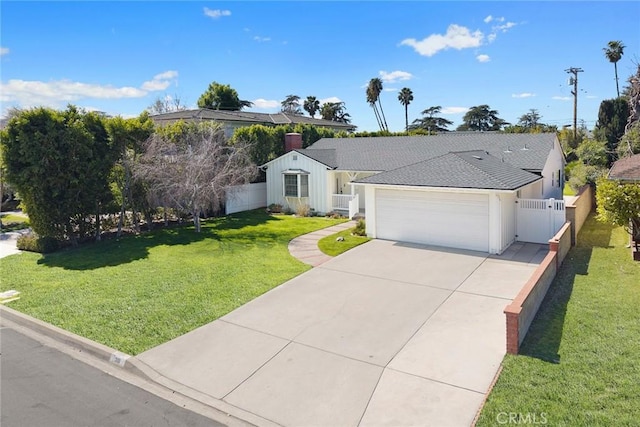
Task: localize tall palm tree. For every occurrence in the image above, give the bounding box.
[367,78,388,131]
[366,86,384,131]
[281,94,302,115]
[303,96,320,118]
[604,40,625,97]
[398,88,414,131]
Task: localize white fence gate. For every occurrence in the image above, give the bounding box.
[225,182,267,215]
[516,198,566,244]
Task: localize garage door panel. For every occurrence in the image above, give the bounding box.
[376,189,489,252]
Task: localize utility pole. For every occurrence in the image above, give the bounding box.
[565,67,584,140]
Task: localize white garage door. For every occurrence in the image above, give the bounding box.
[376,189,490,252]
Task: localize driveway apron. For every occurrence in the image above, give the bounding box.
[136,239,546,427]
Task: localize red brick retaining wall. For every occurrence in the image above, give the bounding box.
[504,222,572,354]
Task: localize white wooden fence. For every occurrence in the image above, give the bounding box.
[516,198,566,244]
[225,182,267,215]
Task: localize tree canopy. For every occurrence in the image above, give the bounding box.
[320,102,351,123]
[197,82,253,111]
[408,106,453,133]
[456,105,508,131]
[135,123,256,232]
[596,177,640,239]
[595,97,629,165]
[2,106,120,244]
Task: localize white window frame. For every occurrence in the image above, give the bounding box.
[282,170,309,198]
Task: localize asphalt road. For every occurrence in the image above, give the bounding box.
[0,326,225,427]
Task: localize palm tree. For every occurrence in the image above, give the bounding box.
[281,94,302,115]
[398,88,414,132]
[366,86,384,131]
[303,96,320,118]
[604,40,625,97]
[367,78,388,131]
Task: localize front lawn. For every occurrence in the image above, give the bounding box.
[0,210,346,355]
[477,215,640,426]
[1,212,30,232]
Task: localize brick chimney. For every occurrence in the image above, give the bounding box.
[284,133,303,153]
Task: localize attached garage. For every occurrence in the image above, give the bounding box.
[375,189,490,252]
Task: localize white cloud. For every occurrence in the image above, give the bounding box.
[383,87,397,92]
[476,54,490,62]
[141,70,178,91]
[552,96,572,101]
[484,15,493,23]
[512,93,536,98]
[251,98,279,109]
[320,96,342,105]
[253,36,271,43]
[493,22,516,32]
[203,8,231,19]
[441,106,469,115]
[0,47,9,56]
[487,33,497,43]
[379,70,413,83]
[400,24,484,57]
[1,71,179,109]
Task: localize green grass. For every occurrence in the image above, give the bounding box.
[317,227,370,257]
[477,215,640,426]
[1,212,30,232]
[0,210,346,355]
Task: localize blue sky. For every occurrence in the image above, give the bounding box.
[1,1,639,132]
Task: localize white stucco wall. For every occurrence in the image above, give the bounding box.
[264,151,330,213]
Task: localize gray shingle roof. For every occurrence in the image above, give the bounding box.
[294,149,338,168]
[308,132,556,172]
[609,153,640,181]
[355,150,542,190]
[150,109,356,130]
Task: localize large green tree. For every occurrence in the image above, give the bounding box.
[397,88,414,132]
[408,106,453,133]
[595,97,629,164]
[603,40,625,98]
[105,113,154,236]
[197,82,253,111]
[596,177,640,241]
[457,105,508,131]
[2,106,118,244]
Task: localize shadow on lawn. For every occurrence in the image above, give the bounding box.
[37,210,278,270]
[519,215,614,363]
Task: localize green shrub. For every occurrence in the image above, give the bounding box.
[17,233,60,253]
[353,219,366,236]
[267,203,283,213]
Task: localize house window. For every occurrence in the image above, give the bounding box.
[283,171,309,197]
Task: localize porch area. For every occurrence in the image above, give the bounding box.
[331,194,363,219]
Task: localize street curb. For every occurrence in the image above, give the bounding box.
[0,305,274,427]
[0,305,128,365]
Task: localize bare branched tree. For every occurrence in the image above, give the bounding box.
[134,124,256,232]
[147,94,188,115]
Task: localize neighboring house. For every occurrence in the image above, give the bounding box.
[608,153,640,182]
[263,132,566,254]
[150,109,356,138]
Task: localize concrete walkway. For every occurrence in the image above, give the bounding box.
[135,237,547,427]
[288,220,357,266]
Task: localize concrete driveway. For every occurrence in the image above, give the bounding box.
[136,239,546,427]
